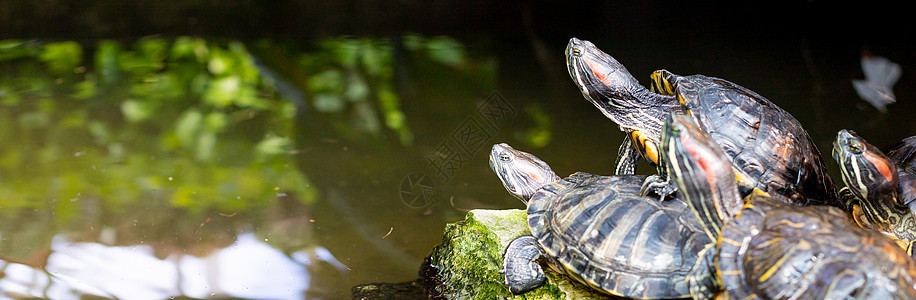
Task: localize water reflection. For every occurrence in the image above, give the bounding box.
[0,35,486,298]
[1,232,345,299]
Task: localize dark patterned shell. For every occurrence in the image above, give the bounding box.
[718,196,916,299]
[671,73,838,207]
[527,172,712,298]
[887,135,916,212]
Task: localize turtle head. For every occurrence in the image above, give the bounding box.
[489,143,561,203]
[566,38,678,152]
[566,38,648,113]
[660,113,743,235]
[832,129,900,205]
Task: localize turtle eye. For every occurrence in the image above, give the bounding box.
[571,47,581,57]
[499,153,511,162]
[848,140,864,153]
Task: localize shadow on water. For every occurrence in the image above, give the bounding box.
[1,1,915,299]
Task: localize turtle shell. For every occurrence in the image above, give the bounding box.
[653,70,838,207]
[718,196,916,299]
[887,135,916,212]
[527,172,712,298]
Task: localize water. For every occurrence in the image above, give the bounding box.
[1,2,914,299]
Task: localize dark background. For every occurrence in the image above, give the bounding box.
[3,1,911,47]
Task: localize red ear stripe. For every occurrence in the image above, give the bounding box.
[681,135,718,185]
[519,164,543,184]
[865,152,895,183]
[584,58,613,85]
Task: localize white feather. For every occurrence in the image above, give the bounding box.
[852,55,901,112]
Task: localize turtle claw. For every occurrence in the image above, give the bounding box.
[641,175,678,200]
[908,240,916,258]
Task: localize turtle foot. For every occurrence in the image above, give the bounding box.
[640,174,678,200]
[502,235,547,294]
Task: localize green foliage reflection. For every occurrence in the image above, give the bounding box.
[0,35,473,258]
[0,38,313,222]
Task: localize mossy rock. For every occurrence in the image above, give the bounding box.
[423,209,609,299]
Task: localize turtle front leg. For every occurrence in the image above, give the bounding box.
[640,175,678,200]
[637,131,677,199]
[838,187,860,213]
[500,235,547,294]
[615,136,640,175]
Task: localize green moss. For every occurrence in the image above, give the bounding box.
[426,209,608,299]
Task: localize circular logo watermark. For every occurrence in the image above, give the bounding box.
[399,172,435,208]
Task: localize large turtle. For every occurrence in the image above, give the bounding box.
[832,129,916,254]
[488,143,716,298]
[658,113,916,299]
[565,37,838,207]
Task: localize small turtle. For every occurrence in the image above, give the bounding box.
[832,129,916,254]
[489,143,716,298]
[565,37,838,207]
[659,113,916,299]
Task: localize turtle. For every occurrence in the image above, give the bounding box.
[886,135,916,212]
[831,129,916,254]
[488,143,717,298]
[565,37,838,207]
[657,113,916,299]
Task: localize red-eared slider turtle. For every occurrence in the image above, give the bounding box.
[887,135,916,212]
[832,130,916,254]
[660,113,916,299]
[489,143,716,298]
[565,37,838,207]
